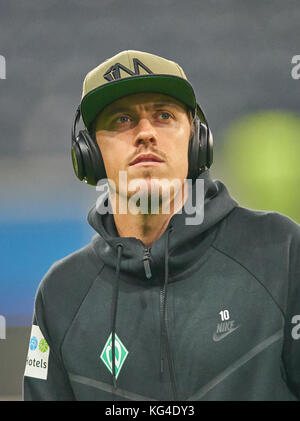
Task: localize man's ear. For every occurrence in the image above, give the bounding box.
[190,120,195,138]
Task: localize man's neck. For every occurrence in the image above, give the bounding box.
[110,182,188,247]
[113,212,173,247]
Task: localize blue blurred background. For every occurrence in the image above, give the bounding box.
[0,0,299,399]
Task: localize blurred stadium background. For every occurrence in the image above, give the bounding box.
[0,0,299,400]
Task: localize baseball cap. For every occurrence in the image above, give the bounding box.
[80,50,198,130]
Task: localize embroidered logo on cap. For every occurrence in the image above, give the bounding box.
[103,58,153,81]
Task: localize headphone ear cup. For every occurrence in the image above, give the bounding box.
[199,123,214,170]
[187,118,200,182]
[207,128,213,168]
[198,122,208,170]
[72,129,107,185]
[71,136,85,181]
[187,119,214,181]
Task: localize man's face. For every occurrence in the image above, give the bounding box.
[95,92,193,201]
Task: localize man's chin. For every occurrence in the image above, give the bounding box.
[112,168,184,201]
[127,175,183,202]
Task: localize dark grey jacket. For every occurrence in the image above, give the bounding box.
[23,171,300,400]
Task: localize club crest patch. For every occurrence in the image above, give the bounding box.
[100,333,128,379]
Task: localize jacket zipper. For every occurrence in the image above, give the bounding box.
[160,281,177,400]
[142,246,177,400]
[160,287,164,377]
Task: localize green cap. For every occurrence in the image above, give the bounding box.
[80,50,197,130]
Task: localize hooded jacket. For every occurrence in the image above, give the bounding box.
[23,171,300,401]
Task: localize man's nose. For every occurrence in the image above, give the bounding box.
[133,118,158,147]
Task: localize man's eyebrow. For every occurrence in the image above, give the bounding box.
[102,107,128,117]
[151,102,184,110]
[104,102,184,116]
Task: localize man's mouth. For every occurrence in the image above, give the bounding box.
[129,153,165,167]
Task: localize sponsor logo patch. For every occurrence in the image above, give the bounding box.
[213,309,241,342]
[24,325,50,380]
[213,321,240,342]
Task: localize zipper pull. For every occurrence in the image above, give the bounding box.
[143,247,152,279]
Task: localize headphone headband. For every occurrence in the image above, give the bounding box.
[72,106,81,143]
[196,103,209,126]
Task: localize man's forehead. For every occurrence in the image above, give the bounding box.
[100,92,187,116]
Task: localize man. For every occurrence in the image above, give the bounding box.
[23,50,300,401]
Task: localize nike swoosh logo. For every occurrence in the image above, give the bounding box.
[212,325,241,342]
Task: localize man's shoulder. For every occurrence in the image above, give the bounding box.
[212,206,300,308]
[38,234,104,301]
[32,234,104,350]
[214,205,300,268]
[224,205,300,242]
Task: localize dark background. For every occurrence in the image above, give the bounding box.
[0,0,299,399]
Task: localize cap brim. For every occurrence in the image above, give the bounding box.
[80,74,197,130]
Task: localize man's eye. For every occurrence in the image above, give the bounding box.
[117,116,131,124]
[159,112,172,120]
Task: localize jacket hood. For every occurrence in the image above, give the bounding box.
[87,170,238,284]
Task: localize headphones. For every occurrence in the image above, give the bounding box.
[71,102,213,186]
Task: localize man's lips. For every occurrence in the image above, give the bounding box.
[129,154,165,167]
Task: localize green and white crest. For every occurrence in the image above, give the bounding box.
[100,333,128,379]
